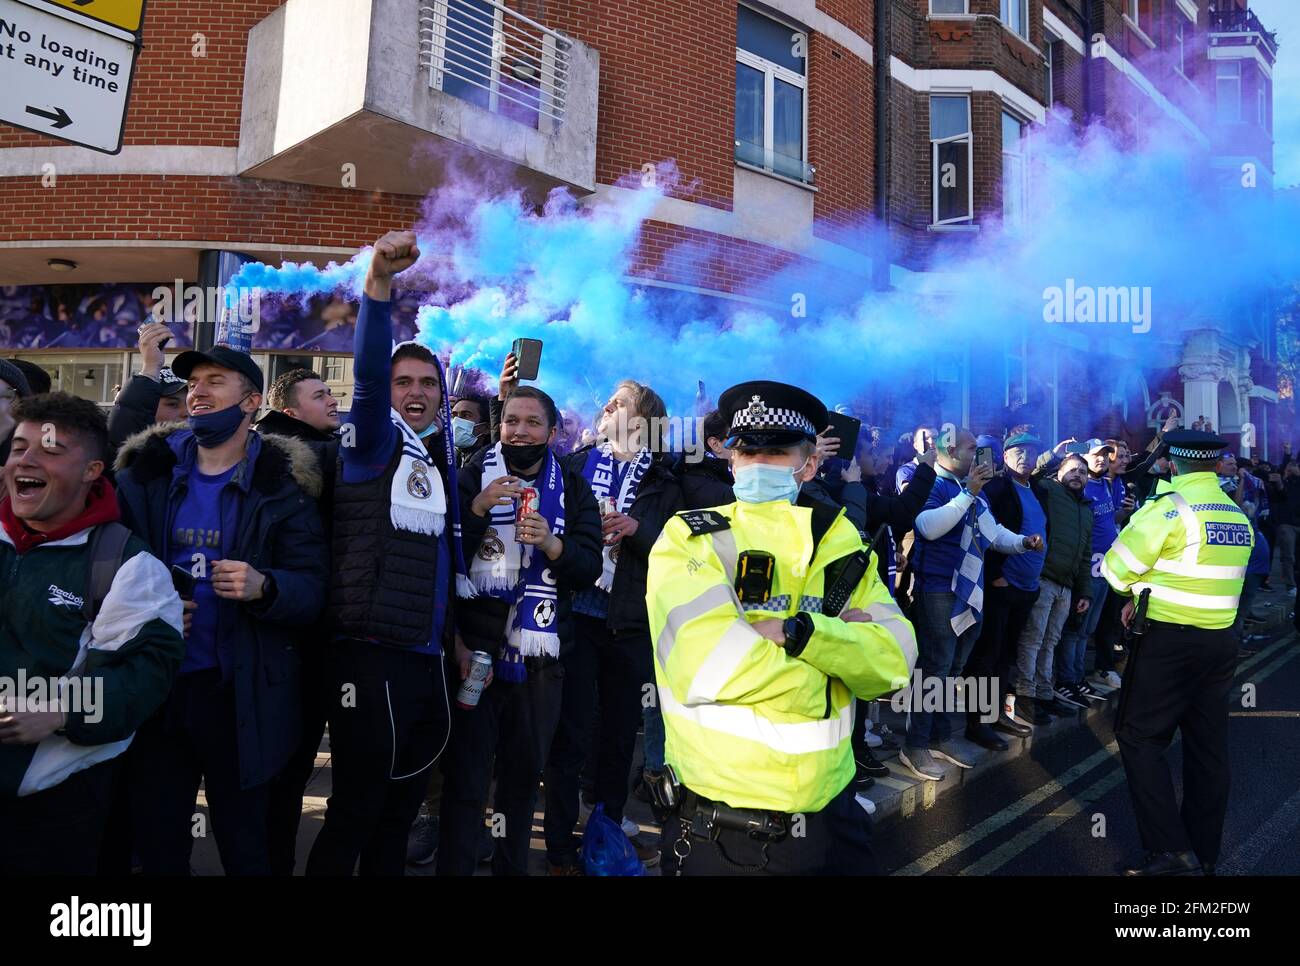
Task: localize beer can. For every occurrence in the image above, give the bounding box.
[516,487,539,526]
[457,651,493,710]
[598,497,616,517]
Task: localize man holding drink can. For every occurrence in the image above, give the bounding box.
[438,386,602,875]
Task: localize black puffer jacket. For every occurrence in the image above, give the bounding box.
[456,449,603,659]
[563,447,683,633]
[675,453,733,510]
[255,409,340,536]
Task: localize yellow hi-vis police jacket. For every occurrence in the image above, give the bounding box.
[646,499,918,813]
[1101,472,1251,630]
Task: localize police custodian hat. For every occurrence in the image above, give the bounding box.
[718,380,828,449]
[1164,429,1229,461]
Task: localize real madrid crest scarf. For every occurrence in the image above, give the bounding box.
[470,443,566,682]
[388,346,475,600]
[581,442,652,592]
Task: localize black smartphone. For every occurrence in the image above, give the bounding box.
[975,445,994,469]
[824,411,861,459]
[171,565,196,599]
[511,338,543,381]
[1065,442,1089,455]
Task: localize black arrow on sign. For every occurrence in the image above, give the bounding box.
[25,105,73,129]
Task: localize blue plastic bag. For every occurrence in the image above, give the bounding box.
[581,803,645,876]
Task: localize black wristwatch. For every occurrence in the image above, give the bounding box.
[782,611,815,658]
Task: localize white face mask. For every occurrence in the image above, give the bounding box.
[452,416,478,449]
[732,458,810,504]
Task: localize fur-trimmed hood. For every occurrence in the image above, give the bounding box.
[114,420,323,500]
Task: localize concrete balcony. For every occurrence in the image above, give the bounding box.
[237,0,598,199]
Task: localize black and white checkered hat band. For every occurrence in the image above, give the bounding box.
[1168,445,1222,460]
[731,406,816,436]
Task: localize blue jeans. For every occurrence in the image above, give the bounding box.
[1232,573,1263,640]
[1056,574,1109,685]
[905,591,981,749]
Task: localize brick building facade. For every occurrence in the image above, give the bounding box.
[0,0,1284,454]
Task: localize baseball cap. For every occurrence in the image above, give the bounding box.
[1082,438,1115,455]
[171,345,265,394]
[157,365,188,397]
[0,359,32,398]
[1003,430,1043,451]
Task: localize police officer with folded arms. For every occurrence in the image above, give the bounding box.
[1101,429,1252,877]
[645,381,917,875]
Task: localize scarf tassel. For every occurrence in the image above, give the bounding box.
[391,504,445,537]
[456,574,478,599]
[516,628,561,659]
[493,656,529,683]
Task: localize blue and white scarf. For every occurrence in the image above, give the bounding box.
[581,443,652,591]
[469,443,566,682]
[950,499,993,636]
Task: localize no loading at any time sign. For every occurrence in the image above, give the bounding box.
[0,0,139,153]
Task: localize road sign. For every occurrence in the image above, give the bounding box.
[14,0,143,38]
[0,0,139,153]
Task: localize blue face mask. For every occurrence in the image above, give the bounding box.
[733,462,803,505]
[189,397,251,448]
[417,419,441,440]
[452,416,478,449]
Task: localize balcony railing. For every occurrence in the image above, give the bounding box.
[1207,4,1279,57]
[419,1,572,131]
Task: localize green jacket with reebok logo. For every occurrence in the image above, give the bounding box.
[0,524,184,797]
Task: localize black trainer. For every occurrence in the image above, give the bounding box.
[965,722,1009,751]
[854,746,890,781]
[1120,851,1202,876]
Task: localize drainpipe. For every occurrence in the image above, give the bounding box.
[872,0,891,291]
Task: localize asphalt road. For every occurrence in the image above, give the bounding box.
[873,628,1300,876]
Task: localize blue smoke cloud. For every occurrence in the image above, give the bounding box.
[225,112,1300,435]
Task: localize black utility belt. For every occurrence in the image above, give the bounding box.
[679,788,790,843]
[1143,618,1232,634]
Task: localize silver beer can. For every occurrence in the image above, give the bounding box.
[457,651,493,709]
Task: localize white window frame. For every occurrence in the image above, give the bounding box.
[1042,29,1058,106]
[1257,75,1267,127]
[1127,0,1140,30]
[735,4,809,183]
[931,94,973,227]
[1000,0,1029,41]
[1001,108,1028,227]
[929,0,969,15]
[1174,19,1186,78]
[429,0,506,114]
[1216,60,1242,123]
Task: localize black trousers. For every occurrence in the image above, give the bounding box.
[544,615,650,860]
[964,582,1039,716]
[131,669,274,875]
[665,781,878,876]
[306,639,451,876]
[1094,589,1126,673]
[437,660,565,876]
[1116,620,1238,865]
[268,642,330,875]
[0,758,117,875]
